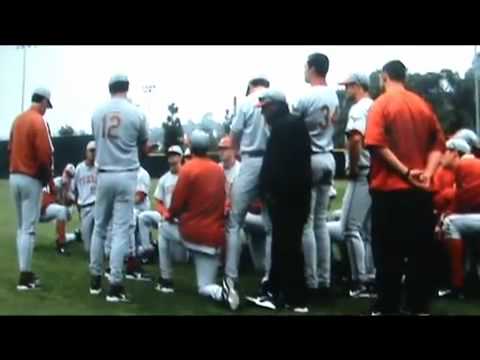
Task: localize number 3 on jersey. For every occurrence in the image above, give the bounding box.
[102,113,122,139]
[319,105,339,130]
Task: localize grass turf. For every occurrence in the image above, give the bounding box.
[0,179,477,315]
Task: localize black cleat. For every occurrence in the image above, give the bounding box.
[56,240,70,256]
[17,272,41,291]
[106,284,130,303]
[155,277,175,294]
[89,275,102,295]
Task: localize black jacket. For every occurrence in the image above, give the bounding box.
[259,110,312,224]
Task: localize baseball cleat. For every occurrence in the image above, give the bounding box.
[293,307,309,314]
[349,284,377,299]
[222,277,240,311]
[56,240,71,256]
[125,270,153,282]
[106,284,130,303]
[437,288,464,300]
[89,275,102,295]
[245,294,276,310]
[155,277,175,294]
[104,268,111,281]
[17,272,41,291]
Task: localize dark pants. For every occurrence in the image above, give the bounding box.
[268,201,307,308]
[371,190,437,314]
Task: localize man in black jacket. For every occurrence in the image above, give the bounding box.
[246,90,312,313]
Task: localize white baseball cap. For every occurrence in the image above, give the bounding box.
[86,141,96,151]
[32,87,53,108]
[256,89,287,107]
[184,148,192,157]
[453,129,480,150]
[109,74,129,85]
[64,163,76,177]
[339,73,370,87]
[167,145,183,156]
[446,138,471,155]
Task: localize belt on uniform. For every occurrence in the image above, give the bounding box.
[98,168,138,173]
[80,202,95,209]
[241,150,265,158]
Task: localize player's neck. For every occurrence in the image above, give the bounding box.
[223,158,235,170]
[171,165,181,174]
[310,77,327,86]
[385,81,405,92]
[111,92,128,99]
[355,92,369,103]
[85,159,94,167]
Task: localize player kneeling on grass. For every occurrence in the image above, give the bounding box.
[437,138,480,299]
[137,146,189,293]
[165,130,239,310]
[40,164,77,256]
[74,141,97,254]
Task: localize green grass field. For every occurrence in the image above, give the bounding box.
[0,179,478,315]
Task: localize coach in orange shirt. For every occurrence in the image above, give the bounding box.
[9,88,54,291]
[365,61,445,315]
[167,130,239,311]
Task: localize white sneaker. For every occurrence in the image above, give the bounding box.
[245,295,276,310]
[293,307,309,314]
[222,277,239,311]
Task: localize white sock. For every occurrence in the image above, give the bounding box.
[66,233,76,243]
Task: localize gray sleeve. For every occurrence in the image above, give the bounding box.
[137,113,149,145]
[291,97,306,117]
[230,106,245,137]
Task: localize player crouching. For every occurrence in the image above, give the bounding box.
[39,164,77,255]
[437,138,480,299]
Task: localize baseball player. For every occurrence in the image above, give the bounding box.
[123,165,154,281]
[183,147,192,163]
[452,128,480,158]
[218,136,241,213]
[39,163,76,255]
[167,130,239,310]
[292,53,340,298]
[145,145,190,293]
[224,76,273,296]
[438,138,480,299]
[89,74,155,303]
[337,73,375,298]
[73,141,97,254]
[9,87,54,290]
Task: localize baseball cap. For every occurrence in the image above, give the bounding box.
[446,138,471,155]
[339,73,370,87]
[452,128,480,150]
[218,136,233,149]
[190,130,210,151]
[184,148,192,157]
[32,87,53,108]
[167,145,183,156]
[109,74,129,85]
[64,163,76,177]
[256,89,287,108]
[86,141,96,151]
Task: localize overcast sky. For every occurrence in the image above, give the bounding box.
[0,45,478,139]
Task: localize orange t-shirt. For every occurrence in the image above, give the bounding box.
[9,108,54,180]
[432,166,456,213]
[365,87,445,191]
[169,156,226,249]
[452,158,480,213]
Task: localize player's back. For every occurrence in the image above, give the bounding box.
[92,98,148,172]
[231,89,269,154]
[454,158,480,213]
[293,85,339,153]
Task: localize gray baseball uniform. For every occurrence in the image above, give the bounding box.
[293,85,339,289]
[40,177,74,224]
[342,97,375,284]
[74,160,97,253]
[129,167,151,257]
[89,97,149,286]
[226,88,273,282]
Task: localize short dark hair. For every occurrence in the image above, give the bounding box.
[109,81,129,94]
[360,83,369,92]
[246,78,270,95]
[31,94,47,104]
[307,53,329,77]
[382,60,407,82]
[191,145,208,156]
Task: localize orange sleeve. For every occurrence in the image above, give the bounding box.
[365,99,388,148]
[33,117,53,169]
[429,112,446,153]
[169,167,191,219]
[155,199,170,218]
